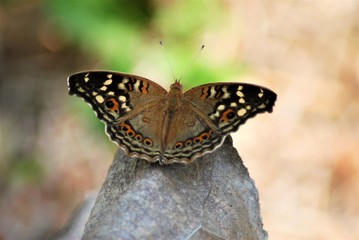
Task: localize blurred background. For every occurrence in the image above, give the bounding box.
[1,0,358,239]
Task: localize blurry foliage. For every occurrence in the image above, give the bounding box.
[70,100,111,146]
[42,0,244,143]
[42,0,242,87]
[42,0,155,70]
[7,156,45,186]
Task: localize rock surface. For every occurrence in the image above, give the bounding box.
[54,192,97,240]
[83,136,267,240]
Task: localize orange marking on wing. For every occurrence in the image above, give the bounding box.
[105,98,120,112]
[174,142,183,149]
[144,138,153,146]
[200,132,210,141]
[220,109,235,123]
[141,81,149,94]
[193,136,203,143]
[200,87,209,99]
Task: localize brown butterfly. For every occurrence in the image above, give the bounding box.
[68,71,276,164]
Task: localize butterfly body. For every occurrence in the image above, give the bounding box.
[68,71,276,164]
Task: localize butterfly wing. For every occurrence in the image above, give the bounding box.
[68,71,167,123]
[68,71,168,161]
[184,82,276,132]
[164,82,277,163]
[160,101,223,164]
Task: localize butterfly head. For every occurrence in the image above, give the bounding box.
[170,81,183,92]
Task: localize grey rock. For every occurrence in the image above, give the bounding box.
[54,192,97,240]
[83,136,267,240]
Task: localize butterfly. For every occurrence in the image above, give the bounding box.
[68,71,277,164]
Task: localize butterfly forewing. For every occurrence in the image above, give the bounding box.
[68,71,167,124]
[184,83,277,135]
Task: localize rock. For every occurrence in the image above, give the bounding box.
[83,136,267,240]
[54,192,97,240]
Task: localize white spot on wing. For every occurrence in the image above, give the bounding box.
[210,87,216,98]
[258,91,264,98]
[222,87,230,99]
[134,81,140,92]
[210,111,220,120]
[237,108,247,116]
[121,103,128,109]
[84,73,90,82]
[257,103,266,109]
[236,91,244,97]
[119,96,127,102]
[118,83,126,90]
[104,79,112,85]
[217,105,225,111]
[95,95,104,103]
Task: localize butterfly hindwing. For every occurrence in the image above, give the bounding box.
[160,102,225,163]
[105,103,167,163]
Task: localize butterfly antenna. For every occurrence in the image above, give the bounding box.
[160,41,177,82]
[178,44,205,82]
